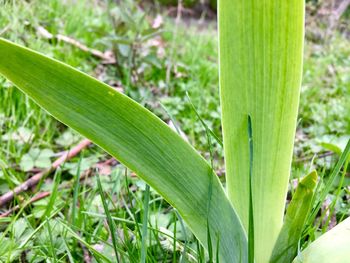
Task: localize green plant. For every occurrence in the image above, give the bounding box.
[103,0,163,92]
[155,0,199,8]
[0,1,349,262]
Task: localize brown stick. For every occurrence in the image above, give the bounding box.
[0,139,91,208]
[36,26,116,64]
[0,156,116,217]
[295,151,334,163]
[334,0,350,20]
[0,191,50,218]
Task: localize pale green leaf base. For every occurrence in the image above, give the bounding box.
[219,1,305,262]
[293,217,350,263]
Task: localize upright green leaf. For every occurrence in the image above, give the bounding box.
[293,217,350,263]
[0,38,246,262]
[141,184,150,263]
[97,174,120,262]
[270,170,318,263]
[247,116,255,263]
[218,1,305,262]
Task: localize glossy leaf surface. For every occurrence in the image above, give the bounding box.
[218,1,305,261]
[0,38,247,262]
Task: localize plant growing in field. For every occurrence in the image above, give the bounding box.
[0,1,349,262]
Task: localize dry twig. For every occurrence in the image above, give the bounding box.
[0,157,120,217]
[37,26,116,64]
[0,191,50,218]
[0,139,91,208]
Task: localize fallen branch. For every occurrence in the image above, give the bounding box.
[0,191,50,218]
[0,156,120,217]
[333,0,350,20]
[295,151,334,163]
[37,26,116,64]
[0,139,91,208]
[317,0,350,39]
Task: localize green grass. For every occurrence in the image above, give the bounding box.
[0,0,349,262]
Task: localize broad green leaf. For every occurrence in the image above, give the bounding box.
[270,170,318,263]
[293,217,350,263]
[20,148,54,171]
[320,142,342,156]
[36,149,54,168]
[19,154,35,172]
[0,38,247,262]
[218,1,305,262]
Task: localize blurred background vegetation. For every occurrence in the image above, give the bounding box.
[0,0,349,262]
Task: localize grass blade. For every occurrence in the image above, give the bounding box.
[215,233,220,263]
[59,220,112,263]
[186,92,223,147]
[307,139,350,225]
[141,184,150,263]
[176,210,188,263]
[43,169,61,220]
[96,174,120,263]
[46,217,58,263]
[248,116,254,263]
[71,156,82,227]
[207,219,213,263]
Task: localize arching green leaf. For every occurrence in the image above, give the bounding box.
[0,38,247,262]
